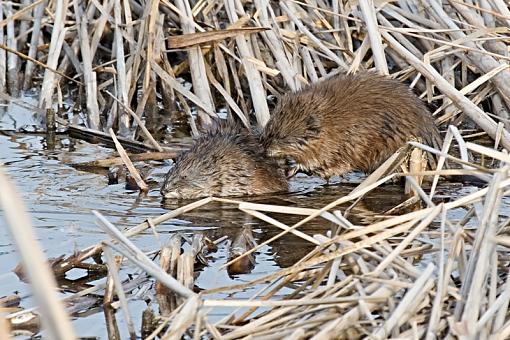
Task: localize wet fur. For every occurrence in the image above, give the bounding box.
[161,123,288,199]
[261,71,441,179]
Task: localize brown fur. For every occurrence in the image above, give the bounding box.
[260,71,441,179]
[161,124,288,199]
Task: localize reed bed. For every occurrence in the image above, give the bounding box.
[2,0,510,338]
[1,0,508,143]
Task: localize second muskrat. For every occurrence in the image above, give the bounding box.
[260,71,440,179]
[161,123,288,199]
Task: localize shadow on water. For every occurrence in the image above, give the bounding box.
[0,130,476,337]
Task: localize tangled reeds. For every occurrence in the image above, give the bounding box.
[1,0,510,338]
[0,0,507,142]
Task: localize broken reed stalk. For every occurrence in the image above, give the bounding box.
[22,0,45,90]
[72,151,178,168]
[225,0,270,127]
[5,3,17,97]
[102,245,137,340]
[174,0,214,128]
[109,128,148,192]
[38,0,69,109]
[358,0,388,75]
[112,0,130,133]
[104,90,163,151]
[73,0,100,130]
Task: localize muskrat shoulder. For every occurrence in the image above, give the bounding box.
[160,123,288,199]
[261,71,440,179]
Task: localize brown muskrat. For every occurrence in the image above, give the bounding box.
[260,71,441,180]
[160,123,288,199]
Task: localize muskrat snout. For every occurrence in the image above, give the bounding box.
[161,174,207,200]
[160,182,177,199]
[161,183,207,200]
[161,188,181,199]
[160,172,186,199]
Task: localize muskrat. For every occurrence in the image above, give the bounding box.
[260,71,441,179]
[160,123,288,199]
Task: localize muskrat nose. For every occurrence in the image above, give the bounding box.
[162,190,181,199]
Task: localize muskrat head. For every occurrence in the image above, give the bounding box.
[162,120,289,199]
[160,135,230,200]
[161,124,261,199]
[261,104,321,160]
[160,151,215,200]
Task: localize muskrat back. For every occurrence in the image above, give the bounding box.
[261,71,440,179]
[161,124,288,199]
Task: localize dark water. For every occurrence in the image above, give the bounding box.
[0,120,487,338]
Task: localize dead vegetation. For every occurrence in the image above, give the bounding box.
[1,0,510,339]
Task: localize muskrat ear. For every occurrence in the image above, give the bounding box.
[208,116,223,134]
[196,115,215,136]
[306,115,321,137]
[267,94,279,110]
[198,116,251,138]
[197,116,227,136]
